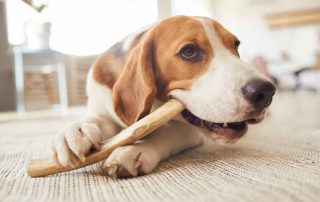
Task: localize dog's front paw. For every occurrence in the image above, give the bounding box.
[52,121,102,167]
[102,143,161,178]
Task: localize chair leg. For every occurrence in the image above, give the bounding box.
[13,47,25,114]
[57,64,68,111]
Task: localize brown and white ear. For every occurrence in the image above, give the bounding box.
[112,33,157,126]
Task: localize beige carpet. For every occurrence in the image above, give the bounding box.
[0,92,320,202]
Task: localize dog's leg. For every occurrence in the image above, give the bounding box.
[102,121,203,178]
[52,69,123,167]
[52,115,121,167]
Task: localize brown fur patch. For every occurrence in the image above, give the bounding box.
[112,30,156,125]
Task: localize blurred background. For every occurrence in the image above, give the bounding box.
[0,0,320,118]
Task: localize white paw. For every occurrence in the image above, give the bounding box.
[52,121,102,167]
[101,143,161,178]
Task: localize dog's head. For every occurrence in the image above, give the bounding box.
[112,16,276,144]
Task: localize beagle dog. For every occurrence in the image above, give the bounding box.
[52,16,276,178]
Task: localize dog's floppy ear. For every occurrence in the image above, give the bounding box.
[112,32,157,126]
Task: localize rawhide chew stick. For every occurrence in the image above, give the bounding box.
[27,99,184,177]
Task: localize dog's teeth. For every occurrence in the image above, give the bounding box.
[223,123,228,127]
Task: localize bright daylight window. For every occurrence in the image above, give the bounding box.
[6,0,158,56]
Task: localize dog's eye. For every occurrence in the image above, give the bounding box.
[179,44,202,61]
[234,40,240,50]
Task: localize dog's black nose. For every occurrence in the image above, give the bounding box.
[242,79,276,109]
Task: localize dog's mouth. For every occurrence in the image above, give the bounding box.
[181,109,261,141]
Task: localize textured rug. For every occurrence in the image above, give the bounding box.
[0,92,320,202]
